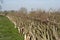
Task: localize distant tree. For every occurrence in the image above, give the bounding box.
[0,0,3,3]
[0,0,3,11]
[3,11,8,16]
[19,7,27,14]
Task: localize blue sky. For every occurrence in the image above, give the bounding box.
[2,0,60,11]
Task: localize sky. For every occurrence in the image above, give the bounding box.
[2,0,60,11]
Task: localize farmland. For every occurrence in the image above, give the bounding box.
[0,9,60,40]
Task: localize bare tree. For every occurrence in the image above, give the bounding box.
[0,0,3,11]
[18,7,27,14]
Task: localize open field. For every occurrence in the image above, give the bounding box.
[0,0,60,40]
[0,9,60,40]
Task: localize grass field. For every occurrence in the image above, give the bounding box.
[0,15,24,40]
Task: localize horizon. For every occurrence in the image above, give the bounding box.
[2,0,60,11]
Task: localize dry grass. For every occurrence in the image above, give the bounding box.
[1,9,60,40]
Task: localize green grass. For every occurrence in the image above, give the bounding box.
[0,15,24,40]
